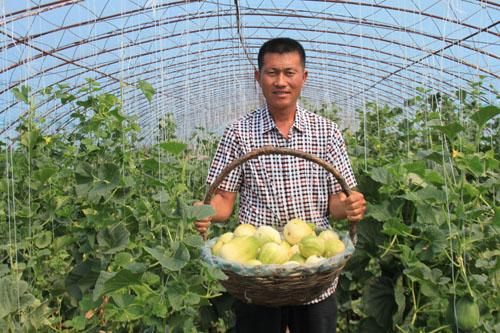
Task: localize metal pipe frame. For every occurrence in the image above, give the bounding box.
[1,1,498,137]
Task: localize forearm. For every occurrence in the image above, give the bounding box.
[209,190,237,222]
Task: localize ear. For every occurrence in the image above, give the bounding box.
[303,69,308,82]
[254,69,260,83]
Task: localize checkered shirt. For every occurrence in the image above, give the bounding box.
[206,103,357,304]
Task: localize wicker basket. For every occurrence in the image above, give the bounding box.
[201,146,358,307]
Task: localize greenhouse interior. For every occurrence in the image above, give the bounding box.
[0,1,498,332]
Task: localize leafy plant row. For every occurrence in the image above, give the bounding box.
[0,79,498,332]
[1,81,230,332]
[333,82,499,332]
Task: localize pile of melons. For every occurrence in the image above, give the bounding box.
[211,218,346,266]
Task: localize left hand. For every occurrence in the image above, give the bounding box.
[338,191,366,222]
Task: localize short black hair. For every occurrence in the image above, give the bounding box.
[257,38,306,70]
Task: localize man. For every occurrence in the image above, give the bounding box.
[195,37,366,333]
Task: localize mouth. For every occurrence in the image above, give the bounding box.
[273,91,290,96]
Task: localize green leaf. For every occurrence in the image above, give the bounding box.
[138,80,155,103]
[403,261,433,282]
[112,303,144,322]
[159,141,187,155]
[363,276,396,329]
[185,204,215,221]
[28,302,52,329]
[12,85,31,104]
[424,151,444,164]
[65,259,101,300]
[382,218,412,236]
[112,293,136,308]
[20,128,41,150]
[144,242,190,271]
[400,185,446,203]
[142,158,159,172]
[93,270,141,301]
[110,108,126,122]
[358,317,386,333]
[79,294,101,312]
[392,276,405,325]
[419,226,447,258]
[0,265,9,278]
[34,231,52,249]
[61,93,76,105]
[98,163,120,184]
[152,190,169,203]
[470,105,500,127]
[92,271,115,301]
[114,252,133,267]
[416,203,441,225]
[103,269,141,294]
[33,167,57,184]
[183,234,204,248]
[459,155,483,176]
[420,280,441,298]
[0,276,36,318]
[74,162,93,184]
[141,272,160,286]
[203,263,228,281]
[462,182,479,197]
[493,207,500,226]
[423,170,444,185]
[166,286,184,311]
[97,223,130,254]
[53,235,77,252]
[369,167,390,184]
[403,161,426,175]
[184,292,200,305]
[366,201,393,222]
[431,122,465,140]
[88,182,115,202]
[65,316,86,330]
[152,299,168,318]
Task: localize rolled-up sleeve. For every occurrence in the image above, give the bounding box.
[206,126,243,192]
[326,126,357,194]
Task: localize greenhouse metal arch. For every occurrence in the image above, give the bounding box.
[0,1,498,332]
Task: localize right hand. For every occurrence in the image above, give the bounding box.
[193,201,212,234]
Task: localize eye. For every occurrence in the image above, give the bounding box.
[286,71,295,76]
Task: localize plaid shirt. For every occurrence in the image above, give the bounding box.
[207,104,357,304]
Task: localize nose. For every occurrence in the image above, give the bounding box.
[274,73,286,87]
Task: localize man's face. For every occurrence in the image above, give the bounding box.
[255,51,308,113]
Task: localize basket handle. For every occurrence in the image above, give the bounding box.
[203,146,358,244]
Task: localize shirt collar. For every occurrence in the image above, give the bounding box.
[260,103,306,134]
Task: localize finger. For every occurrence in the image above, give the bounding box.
[195,224,209,233]
[346,198,365,209]
[346,209,363,218]
[350,203,366,212]
[346,214,363,222]
[347,207,366,220]
[345,192,364,204]
[346,200,366,212]
[193,201,204,207]
[338,192,347,202]
[195,221,211,228]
